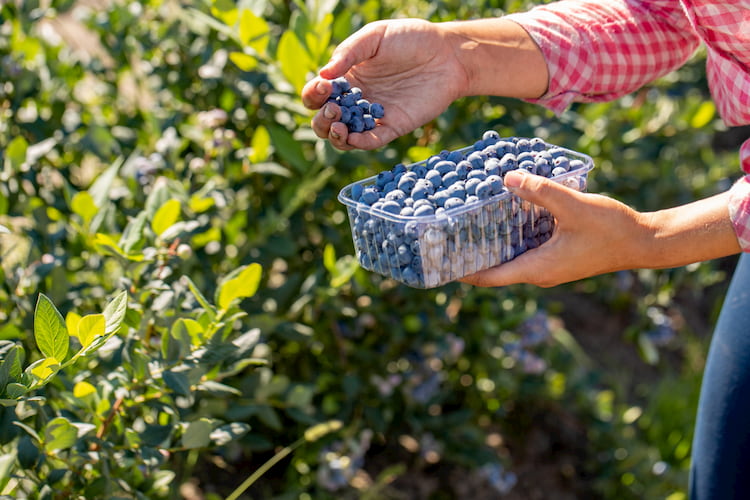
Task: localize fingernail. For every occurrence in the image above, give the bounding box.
[316,81,327,95]
[323,104,336,119]
[331,130,341,140]
[504,170,526,188]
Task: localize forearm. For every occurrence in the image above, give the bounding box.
[638,191,742,269]
[439,18,549,100]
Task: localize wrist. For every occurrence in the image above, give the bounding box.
[439,18,549,99]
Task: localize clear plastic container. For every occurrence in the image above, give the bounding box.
[338,139,594,288]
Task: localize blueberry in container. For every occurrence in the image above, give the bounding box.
[338,134,594,288]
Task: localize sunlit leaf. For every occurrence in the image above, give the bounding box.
[218,263,263,310]
[71,192,97,225]
[238,9,269,56]
[152,199,181,237]
[690,101,715,128]
[249,125,271,163]
[73,381,97,399]
[30,357,60,381]
[103,291,128,336]
[229,51,258,71]
[77,314,105,348]
[44,417,77,452]
[34,294,69,362]
[277,30,313,93]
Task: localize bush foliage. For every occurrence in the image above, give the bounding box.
[0,0,741,499]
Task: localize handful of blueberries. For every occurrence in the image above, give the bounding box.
[327,77,385,133]
[338,131,594,288]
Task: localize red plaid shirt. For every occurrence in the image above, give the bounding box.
[507,0,750,251]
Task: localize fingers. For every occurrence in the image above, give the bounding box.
[301,77,332,111]
[503,170,584,214]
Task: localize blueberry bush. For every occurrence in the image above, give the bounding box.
[0,0,742,499]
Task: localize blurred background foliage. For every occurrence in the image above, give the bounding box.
[0,0,744,498]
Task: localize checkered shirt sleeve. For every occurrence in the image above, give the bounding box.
[506,0,750,252]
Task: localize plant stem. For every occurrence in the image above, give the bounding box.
[225,437,305,500]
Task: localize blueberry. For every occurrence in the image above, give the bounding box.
[400,206,415,216]
[442,171,459,187]
[414,205,435,217]
[398,175,417,193]
[340,93,357,107]
[363,114,376,130]
[447,150,464,163]
[426,169,442,188]
[569,159,585,171]
[475,181,492,200]
[553,156,570,171]
[444,197,465,210]
[393,163,407,175]
[499,154,517,174]
[432,190,451,207]
[348,87,362,100]
[466,152,485,170]
[484,158,501,176]
[467,169,487,181]
[455,160,471,179]
[332,76,350,94]
[370,102,384,119]
[349,115,365,133]
[357,98,371,112]
[351,183,363,201]
[465,177,482,196]
[486,175,504,194]
[340,105,352,124]
[361,187,380,205]
[385,189,406,204]
[434,160,456,175]
[551,166,568,177]
[483,130,501,142]
[529,137,546,152]
[448,182,466,200]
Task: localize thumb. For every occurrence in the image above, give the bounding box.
[319,22,386,79]
[503,170,584,214]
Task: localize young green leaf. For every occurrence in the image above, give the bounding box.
[151,199,181,237]
[182,418,213,449]
[217,263,262,310]
[70,191,98,225]
[34,294,69,362]
[103,290,128,335]
[77,314,105,348]
[44,417,78,452]
[29,357,60,382]
[238,9,269,56]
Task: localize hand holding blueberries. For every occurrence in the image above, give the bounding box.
[301,19,470,150]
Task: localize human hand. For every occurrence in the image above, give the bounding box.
[301,19,469,150]
[459,170,648,288]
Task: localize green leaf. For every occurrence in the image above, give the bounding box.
[30,357,60,381]
[323,243,336,273]
[210,422,251,446]
[277,30,313,93]
[172,318,205,346]
[182,418,213,449]
[229,51,258,71]
[103,291,128,336]
[163,370,192,396]
[34,294,69,362]
[73,381,96,399]
[152,199,181,237]
[184,276,217,319]
[267,124,308,174]
[217,263,263,310]
[691,101,715,129]
[0,345,21,396]
[77,314,105,348]
[120,211,148,254]
[44,417,77,452]
[89,157,123,208]
[238,9,269,56]
[0,451,16,491]
[70,191,97,225]
[249,125,271,163]
[5,136,28,171]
